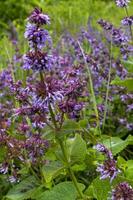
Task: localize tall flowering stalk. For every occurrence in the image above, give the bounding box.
[23,8,52,72]
[78,41,100,132]
[22,8,85,199]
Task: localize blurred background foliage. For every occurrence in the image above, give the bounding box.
[0,0,132,69]
[0,0,133,37]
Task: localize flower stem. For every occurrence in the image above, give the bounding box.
[49,104,85,199]
[102,39,112,130]
[77,41,100,131]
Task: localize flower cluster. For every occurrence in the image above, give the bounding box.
[23,8,52,72]
[0,131,49,182]
[98,19,129,46]
[94,144,120,182]
[121,16,133,26]
[115,0,130,8]
[111,182,133,200]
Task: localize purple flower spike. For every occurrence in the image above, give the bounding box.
[97,159,120,183]
[28,8,50,25]
[94,143,113,159]
[115,0,130,7]
[111,182,133,200]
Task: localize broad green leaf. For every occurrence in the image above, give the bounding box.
[103,137,129,155]
[5,176,39,200]
[39,181,84,200]
[125,160,133,179]
[85,177,111,200]
[111,77,133,91]
[117,156,127,171]
[42,161,64,184]
[78,119,88,128]
[71,163,86,171]
[67,134,87,163]
[61,120,80,132]
[58,120,80,139]
[127,135,133,145]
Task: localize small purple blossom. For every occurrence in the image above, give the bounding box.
[121,16,133,26]
[98,19,113,31]
[98,19,129,45]
[126,123,133,131]
[115,0,130,7]
[127,104,133,112]
[0,162,8,174]
[111,182,133,200]
[94,143,113,159]
[28,8,50,25]
[97,159,120,183]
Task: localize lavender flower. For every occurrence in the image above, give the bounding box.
[0,162,8,174]
[126,123,133,131]
[94,144,120,182]
[115,0,130,7]
[97,159,120,183]
[98,19,129,45]
[98,19,113,31]
[28,8,50,25]
[111,182,133,200]
[121,16,133,26]
[94,143,113,159]
[24,23,52,49]
[23,51,53,71]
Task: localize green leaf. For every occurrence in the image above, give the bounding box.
[61,120,80,133]
[5,176,39,200]
[127,135,133,145]
[41,161,65,184]
[67,134,87,163]
[85,177,111,200]
[39,182,81,200]
[111,77,133,91]
[103,137,129,155]
[125,160,133,179]
[78,119,88,128]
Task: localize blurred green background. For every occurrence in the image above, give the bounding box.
[0,0,133,37]
[0,0,132,70]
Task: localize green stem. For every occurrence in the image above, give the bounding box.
[102,39,112,130]
[49,103,58,129]
[48,96,86,199]
[58,139,84,199]
[77,41,100,131]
